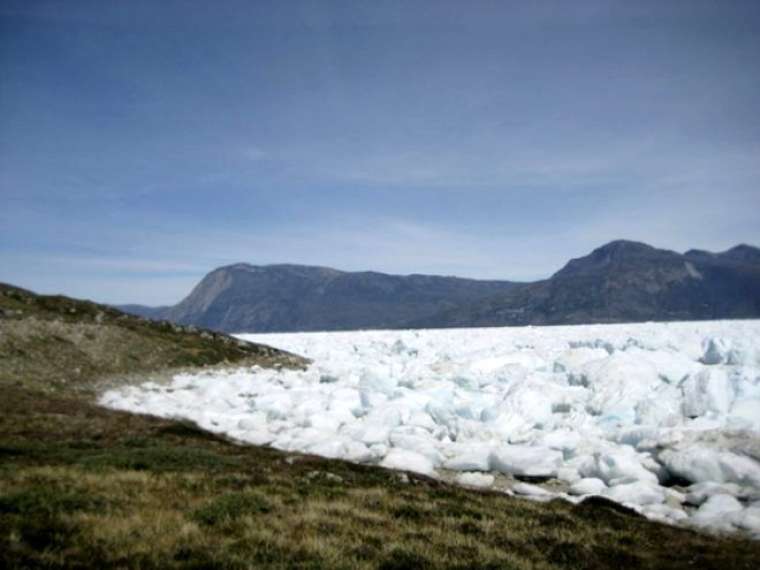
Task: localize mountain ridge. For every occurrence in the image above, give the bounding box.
[119,240,760,332]
[415,240,760,328]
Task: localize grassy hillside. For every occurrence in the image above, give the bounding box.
[0,283,307,395]
[1,284,759,569]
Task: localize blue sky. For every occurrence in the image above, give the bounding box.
[2,1,759,305]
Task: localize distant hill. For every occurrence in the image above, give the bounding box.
[120,264,520,332]
[119,241,760,332]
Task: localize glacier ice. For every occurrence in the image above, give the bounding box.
[99,319,760,537]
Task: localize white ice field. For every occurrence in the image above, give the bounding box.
[100,320,760,537]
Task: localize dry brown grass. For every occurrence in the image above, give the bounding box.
[2,384,760,569]
[0,283,307,397]
[2,283,760,568]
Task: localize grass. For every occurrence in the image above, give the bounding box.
[2,385,760,569]
[191,491,272,526]
[1,283,760,568]
[0,282,307,397]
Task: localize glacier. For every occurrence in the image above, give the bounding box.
[99,320,760,537]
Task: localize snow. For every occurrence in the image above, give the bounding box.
[99,319,760,537]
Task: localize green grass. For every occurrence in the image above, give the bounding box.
[0,487,106,516]
[1,385,759,569]
[192,491,272,526]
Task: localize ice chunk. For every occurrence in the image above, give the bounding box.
[380,448,435,476]
[359,368,397,396]
[552,347,608,373]
[328,387,364,418]
[456,472,495,489]
[728,397,760,431]
[253,392,294,420]
[579,451,659,486]
[237,413,268,431]
[556,467,581,483]
[502,380,554,429]
[489,445,562,478]
[685,482,742,506]
[538,429,582,454]
[692,494,743,528]
[405,410,438,430]
[635,349,699,384]
[603,482,665,506]
[642,504,689,523]
[701,338,730,365]
[391,339,417,356]
[660,447,760,487]
[236,431,275,446]
[389,431,443,466]
[426,402,459,431]
[732,505,760,533]
[444,446,492,472]
[681,368,733,418]
[512,482,553,497]
[307,439,351,460]
[342,441,374,463]
[634,386,682,426]
[569,478,607,496]
[579,353,661,422]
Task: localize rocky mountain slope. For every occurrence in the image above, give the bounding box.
[122,264,520,332]
[416,241,760,328]
[120,240,760,333]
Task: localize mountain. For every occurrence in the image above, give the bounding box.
[416,240,760,328]
[120,264,521,332]
[119,241,760,332]
[116,303,171,320]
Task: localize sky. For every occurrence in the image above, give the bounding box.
[1,0,759,305]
